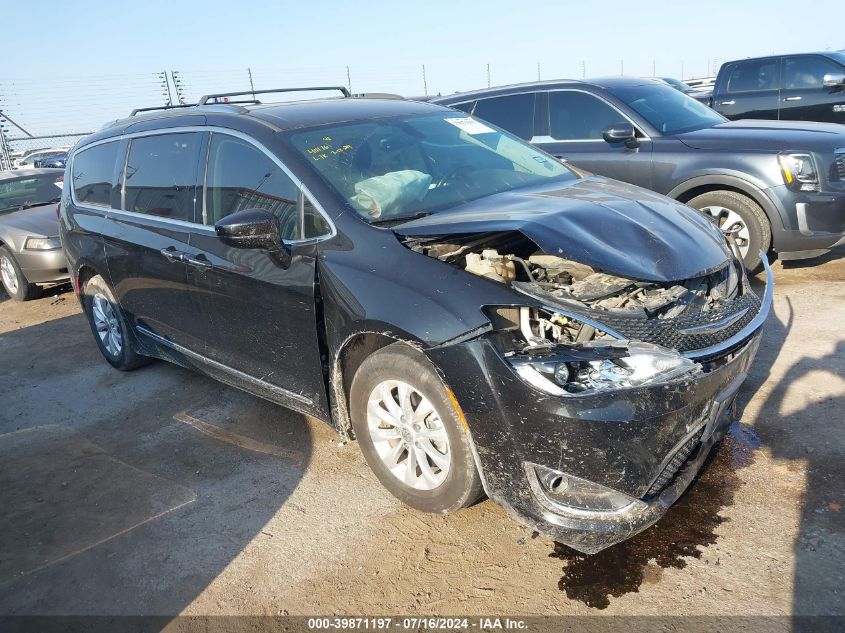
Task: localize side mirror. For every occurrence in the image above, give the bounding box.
[602,124,639,149]
[823,72,845,88]
[215,209,292,267]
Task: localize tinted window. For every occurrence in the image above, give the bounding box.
[124,133,202,222]
[471,94,536,139]
[303,197,331,239]
[605,83,725,135]
[0,174,64,213]
[549,91,625,140]
[72,142,120,208]
[726,59,780,92]
[205,134,303,239]
[785,56,844,89]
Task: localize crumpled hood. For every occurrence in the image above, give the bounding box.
[0,203,60,237]
[393,177,731,282]
[677,119,845,152]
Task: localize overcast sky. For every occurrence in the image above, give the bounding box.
[1,0,843,137]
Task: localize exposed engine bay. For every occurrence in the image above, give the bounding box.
[404,230,746,353]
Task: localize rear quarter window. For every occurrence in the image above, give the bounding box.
[72,141,121,208]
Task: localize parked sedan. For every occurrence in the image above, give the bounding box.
[432,78,845,269]
[62,93,771,553]
[0,169,69,300]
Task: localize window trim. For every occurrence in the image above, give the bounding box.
[69,126,336,244]
[535,88,651,143]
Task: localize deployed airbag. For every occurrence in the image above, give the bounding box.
[350,170,432,219]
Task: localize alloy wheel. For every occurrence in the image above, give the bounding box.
[366,380,451,490]
[92,293,123,357]
[0,255,18,295]
[699,205,751,258]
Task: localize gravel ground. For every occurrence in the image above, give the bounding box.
[0,250,843,619]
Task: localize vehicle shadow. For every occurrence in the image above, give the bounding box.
[0,310,315,619]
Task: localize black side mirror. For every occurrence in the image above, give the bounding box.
[214,209,291,267]
[602,124,639,149]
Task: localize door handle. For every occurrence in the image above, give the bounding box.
[159,247,186,262]
[783,96,802,101]
[719,100,736,105]
[184,254,212,270]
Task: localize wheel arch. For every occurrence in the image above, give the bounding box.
[329,330,429,441]
[667,174,787,232]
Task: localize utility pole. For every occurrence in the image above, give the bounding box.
[652,60,656,76]
[171,71,186,104]
[537,62,541,81]
[582,61,586,78]
[422,64,428,96]
[247,68,256,100]
[620,59,624,76]
[159,70,173,106]
[0,116,12,170]
[681,60,685,80]
[346,66,352,94]
[486,63,491,88]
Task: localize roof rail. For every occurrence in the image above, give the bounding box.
[198,86,351,105]
[353,92,405,100]
[129,103,197,117]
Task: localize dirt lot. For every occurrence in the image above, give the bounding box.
[1,251,843,619]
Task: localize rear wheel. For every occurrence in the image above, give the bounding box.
[687,190,771,272]
[82,275,150,371]
[0,247,40,301]
[350,343,483,514]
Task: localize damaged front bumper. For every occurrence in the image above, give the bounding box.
[427,258,773,554]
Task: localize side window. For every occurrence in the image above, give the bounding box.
[471,94,536,140]
[124,132,202,222]
[450,101,475,114]
[785,56,843,89]
[303,197,331,239]
[72,141,121,208]
[205,134,299,238]
[549,91,626,140]
[726,59,780,92]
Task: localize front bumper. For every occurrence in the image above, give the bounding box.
[768,185,845,258]
[14,248,70,284]
[427,262,772,554]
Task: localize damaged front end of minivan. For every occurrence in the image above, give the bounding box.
[392,193,772,553]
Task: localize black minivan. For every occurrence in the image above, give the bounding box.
[61,88,771,554]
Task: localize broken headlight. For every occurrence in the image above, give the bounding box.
[509,341,699,396]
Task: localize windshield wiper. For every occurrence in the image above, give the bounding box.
[369,210,432,227]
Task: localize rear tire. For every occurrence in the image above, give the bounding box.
[0,247,40,301]
[350,343,483,514]
[82,275,150,371]
[687,190,771,272]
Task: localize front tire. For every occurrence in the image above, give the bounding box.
[350,343,483,514]
[0,247,40,301]
[687,190,771,272]
[82,275,150,371]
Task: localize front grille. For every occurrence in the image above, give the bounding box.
[644,429,704,499]
[834,150,845,181]
[595,290,762,355]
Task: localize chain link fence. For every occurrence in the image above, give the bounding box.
[1,59,721,170]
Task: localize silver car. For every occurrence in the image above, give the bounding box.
[0,169,69,300]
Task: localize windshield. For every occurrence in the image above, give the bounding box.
[287,114,576,223]
[606,83,725,135]
[0,174,63,213]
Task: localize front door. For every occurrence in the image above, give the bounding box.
[535,90,654,189]
[102,131,208,351]
[713,58,781,120]
[187,132,331,418]
[780,55,845,124]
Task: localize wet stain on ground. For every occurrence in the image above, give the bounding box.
[549,421,760,609]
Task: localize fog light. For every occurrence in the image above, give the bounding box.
[528,462,641,514]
